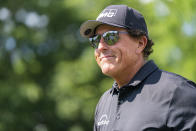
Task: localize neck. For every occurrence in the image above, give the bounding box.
[114,59,146,88]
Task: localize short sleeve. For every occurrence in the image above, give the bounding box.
[166,81,196,130]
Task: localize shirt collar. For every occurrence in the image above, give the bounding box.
[111,60,158,94]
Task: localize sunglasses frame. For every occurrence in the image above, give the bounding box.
[89,31,129,49]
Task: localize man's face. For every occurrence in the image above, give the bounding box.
[94,25,142,77]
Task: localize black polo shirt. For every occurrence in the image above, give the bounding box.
[94,60,196,131]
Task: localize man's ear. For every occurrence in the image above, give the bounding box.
[136,36,147,54]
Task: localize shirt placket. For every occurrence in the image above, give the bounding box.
[112,87,127,131]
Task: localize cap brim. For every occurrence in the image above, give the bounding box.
[80,20,128,38]
[80,20,103,38]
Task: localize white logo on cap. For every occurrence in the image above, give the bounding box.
[96,9,118,20]
[97,114,110,126]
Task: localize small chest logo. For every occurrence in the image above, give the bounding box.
[96,9,118,20]
[97,114,110,126]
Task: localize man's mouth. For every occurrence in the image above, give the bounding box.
[100,55,114,61]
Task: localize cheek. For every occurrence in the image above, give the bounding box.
[119,47,130,60]
[120,47,136,63]
[94,51,101,66]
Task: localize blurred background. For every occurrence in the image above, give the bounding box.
[0,0,196,130]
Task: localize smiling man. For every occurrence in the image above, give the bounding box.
[94,25,146,87]
[80,4,196,131]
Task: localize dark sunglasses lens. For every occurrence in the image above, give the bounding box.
[89,31,120,48]
[103,31,119,45]
[89,35,101,48]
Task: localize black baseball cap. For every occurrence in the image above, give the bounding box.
[80,5,148,38]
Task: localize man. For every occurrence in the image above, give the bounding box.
[80,4,196,131]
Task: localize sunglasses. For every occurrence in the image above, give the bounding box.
[89,31,129,49]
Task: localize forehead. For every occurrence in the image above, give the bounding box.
[95,24,127,34]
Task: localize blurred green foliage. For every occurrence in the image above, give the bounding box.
[0,0,196,130]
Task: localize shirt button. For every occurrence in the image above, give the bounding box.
[116,113,120,120]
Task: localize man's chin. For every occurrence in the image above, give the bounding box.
[101,67,116,77]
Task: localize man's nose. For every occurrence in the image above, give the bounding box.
[97,37,109,50]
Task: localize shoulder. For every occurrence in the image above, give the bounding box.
[94,88,113,123]
[96,88,113,108]
[162,72,196,129]
[158,70,196,113]
[95,88,113,112]
[147,68,196,90]
[146,69,196,128]
[161,70,196,89]
[144,69,196,103]
[163,71,196,103]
